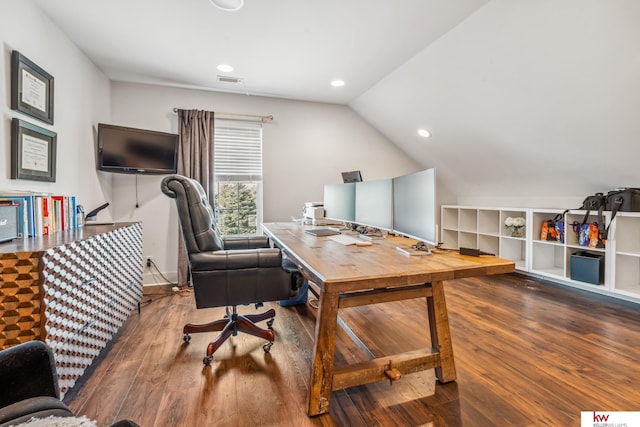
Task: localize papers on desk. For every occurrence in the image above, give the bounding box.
[395,245,431,256]
[305,228,340,237]
[327,234,372,246]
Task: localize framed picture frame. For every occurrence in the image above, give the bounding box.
[11,118,57,182]
[11,51,54,125]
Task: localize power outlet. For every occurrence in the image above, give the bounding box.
[146,256,153,268]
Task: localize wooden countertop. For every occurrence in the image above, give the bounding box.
[0,222,140,254]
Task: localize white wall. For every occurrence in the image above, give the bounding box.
[109,82,421,285]
[1,0,112,209]
[352,0,640,209]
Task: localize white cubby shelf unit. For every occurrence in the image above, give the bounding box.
[530,209,610,290]
[609,212,640,300]
[441,206,640,304]
[441,206,528,272]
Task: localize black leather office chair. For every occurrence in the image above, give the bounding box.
[0,340,138,427]
[161,174,303,365]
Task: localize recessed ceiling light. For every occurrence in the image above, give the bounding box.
[330,80,345,87]
[418,129,432,138]
[209,0,244,11]
[217,64,234,73]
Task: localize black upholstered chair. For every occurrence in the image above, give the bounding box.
[0,340,138,427]
[161,174,303,365]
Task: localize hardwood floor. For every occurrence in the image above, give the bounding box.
[63,274,640,426]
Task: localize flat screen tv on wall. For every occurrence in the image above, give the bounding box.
[97,123,179,174]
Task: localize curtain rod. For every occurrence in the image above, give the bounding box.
[172,107,273,122]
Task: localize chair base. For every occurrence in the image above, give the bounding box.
[183,307,276,365]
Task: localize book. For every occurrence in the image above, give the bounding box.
[0,191,37,237]
[0,195,35,237]
[34,196,43,236]
[65,196,71,230]
[42,196,51,236]
[52,195,65,232]
[69,196,77,229]
[0,199,25,239]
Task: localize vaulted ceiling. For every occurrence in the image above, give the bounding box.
[33,0,489,105]
[34,0,640,205]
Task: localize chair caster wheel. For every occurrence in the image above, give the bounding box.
[267,318,275,329]
[203,355,213,366]
[183,334,191,343]
[263,342,273,353]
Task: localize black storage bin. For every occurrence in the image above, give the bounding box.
[570,251,605,285]
[605,188,640,211]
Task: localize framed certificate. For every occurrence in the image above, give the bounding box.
[11,51,55,125]
[11,118,57,182]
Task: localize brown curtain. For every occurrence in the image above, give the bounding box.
[176,109,215,287]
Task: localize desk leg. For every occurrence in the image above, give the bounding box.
[427,280,456,383]
[307,291,339,416]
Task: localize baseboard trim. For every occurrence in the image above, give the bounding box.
[143,284,175,296]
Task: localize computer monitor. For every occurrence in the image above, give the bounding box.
[392,168,436,246]
[341,170,362,183]
[324,183,356,222]
[355,178,393,231]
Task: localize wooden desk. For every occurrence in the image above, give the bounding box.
[262,222,515,416]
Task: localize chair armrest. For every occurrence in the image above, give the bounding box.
[222,236,270,250]
[0,341,60,408]
[190,248,283,271]
[281,258,305,290]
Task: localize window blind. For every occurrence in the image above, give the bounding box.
[214,121,262,181]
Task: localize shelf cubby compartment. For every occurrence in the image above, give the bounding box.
[478,209,500,236]
[566,249,605,286]
[459,231,478,249]
[459,209,477,232]
[441,229,459,249]
[500,237,527,271]
[531,241,564,277]
[441,207,459,231]
[478,234,499,256]
[612,215,640,255]
[613,254,640,295]
[531,209,565,244]
[564,211,608,248]
[499,209,528,238]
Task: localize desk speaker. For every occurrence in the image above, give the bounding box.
[0,205,19,242]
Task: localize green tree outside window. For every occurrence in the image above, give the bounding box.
[215,181,258,235]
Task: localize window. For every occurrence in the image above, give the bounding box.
[213,120,263,236]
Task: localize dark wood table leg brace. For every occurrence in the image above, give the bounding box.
[427,280,456,382]
[307,280,457,416]
[307,291,340,416]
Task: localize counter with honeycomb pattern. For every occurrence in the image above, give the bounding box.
[0,223,143,398]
